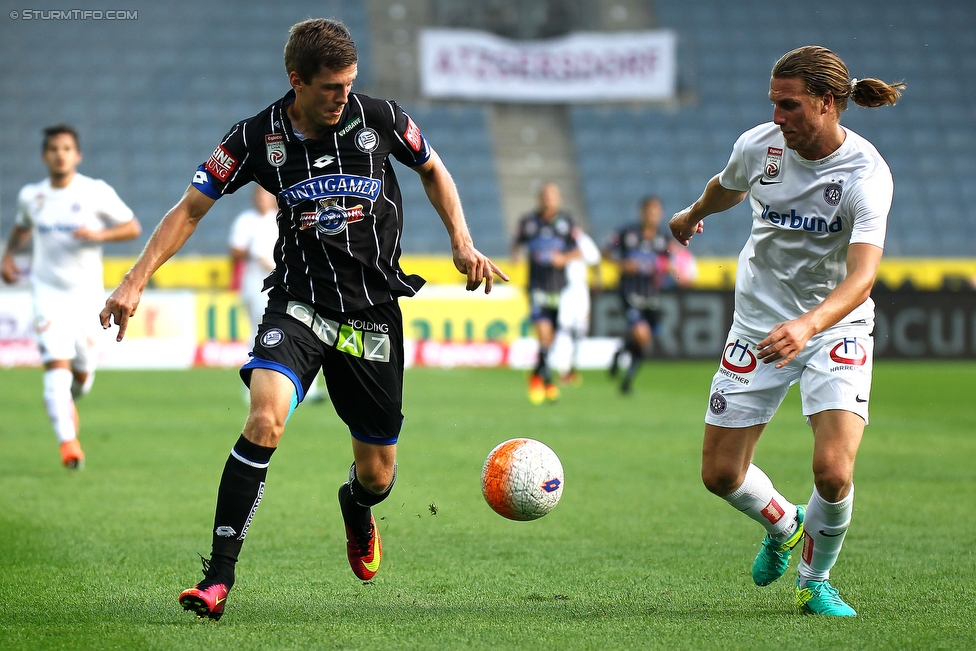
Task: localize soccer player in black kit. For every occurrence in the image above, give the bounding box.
[100,19,506,621]
[512,183,579,404]
[604,196,672,394]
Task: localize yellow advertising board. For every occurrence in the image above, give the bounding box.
[195,290,252,342]
[400,285,530,343]
[192,286,530,344]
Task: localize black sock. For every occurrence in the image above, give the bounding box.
[535,347,551,383]
[339,463,395,541]
[624,354,641,386]
[207,435,276,587]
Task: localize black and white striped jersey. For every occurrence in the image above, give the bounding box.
[604,224,670,303]
[513,211,578,294]
[192,90,430,313]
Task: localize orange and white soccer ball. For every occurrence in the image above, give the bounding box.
[481,438,564,521]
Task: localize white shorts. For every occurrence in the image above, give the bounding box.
[704,326,874,428]
[558,286,590,335]
[32,285,104,372]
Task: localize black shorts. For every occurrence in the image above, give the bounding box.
[529,289,561,324]
[241,287,404,445]
[623,299,661,331]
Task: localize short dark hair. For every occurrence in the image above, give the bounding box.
[42,124,79,151]
[284,18,358,83]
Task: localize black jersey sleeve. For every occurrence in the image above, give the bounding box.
[386,101,431,168]
[190,121,254,199]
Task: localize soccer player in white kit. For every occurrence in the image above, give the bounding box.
[228,185,325,402]
[555,228,600,384]
[228,185,279,343]
[670,47,904,617]
[1,125,141,468]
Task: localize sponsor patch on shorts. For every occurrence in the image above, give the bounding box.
[709,391,728,415]
[261,328,284,348]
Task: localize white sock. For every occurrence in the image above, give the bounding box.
[724,464,799,540]
[798,484,854,586]
[44,368,77,444]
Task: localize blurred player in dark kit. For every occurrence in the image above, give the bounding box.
[512,182,579,404]
[604,196,673,394]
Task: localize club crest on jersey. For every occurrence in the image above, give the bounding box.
[265,133,286,168]
[823,183,843,206]
[300,197,364,235]
[720,338,758,385]
[829,337,867,366]
[355,128,379,153]
[764,146,783,179]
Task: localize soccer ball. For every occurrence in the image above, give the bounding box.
[481,438,564,521]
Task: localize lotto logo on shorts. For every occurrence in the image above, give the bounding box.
[719,338,758,385]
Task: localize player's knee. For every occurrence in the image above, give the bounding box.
[701,464,740,497]
[356,463,395,494]
[813,470,852,502]
[242,408,286,447]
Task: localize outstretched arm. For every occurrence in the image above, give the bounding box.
[757,243,883,368]
[100,185,216,340]
[414,148,509,292]
[669,175,747,246]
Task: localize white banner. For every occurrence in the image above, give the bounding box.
[419,28,676,102]
[0,288,198,369]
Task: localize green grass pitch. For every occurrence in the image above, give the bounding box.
[1,361,974,650]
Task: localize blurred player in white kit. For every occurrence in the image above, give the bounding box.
[228,185,325,401]
[1,125,141,468]
[554,227,600,384]
[229,186,278,343]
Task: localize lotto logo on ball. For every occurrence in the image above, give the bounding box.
[481,438,564,521]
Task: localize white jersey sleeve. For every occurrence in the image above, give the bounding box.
[717,128,756,193]
[845,162,891,249]
[91,179,135,227]
[15,185,33,229]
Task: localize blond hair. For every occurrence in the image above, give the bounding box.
[772,46,905,111]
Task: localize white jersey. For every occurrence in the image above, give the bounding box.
[564,231,600,290]
[718,123,891,336]
[229,207,278,295]
[16,174,135,295]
